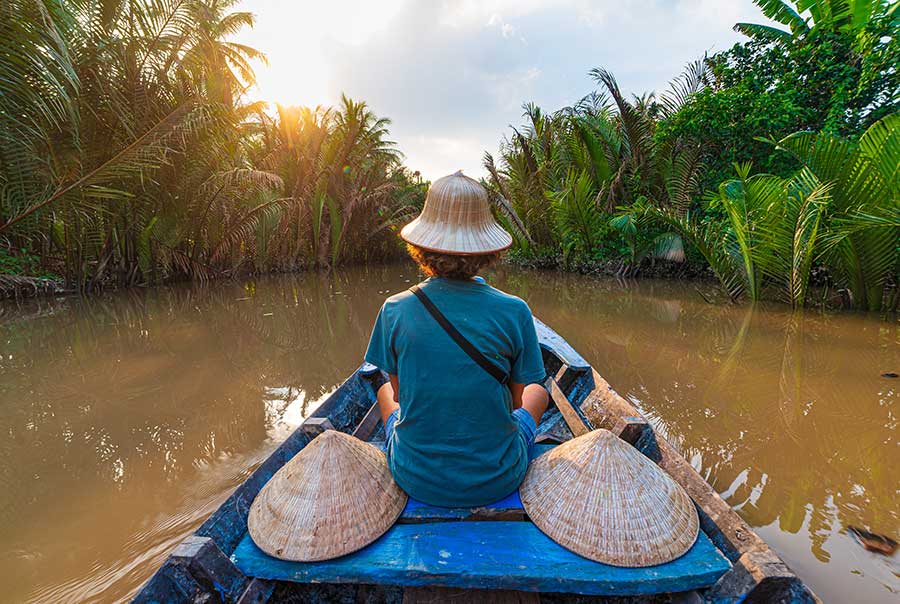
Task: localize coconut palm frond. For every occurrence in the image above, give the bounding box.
[733,22,794,42]
[550,169,605,258]
[661,58,712,117]
[776,113,899,310]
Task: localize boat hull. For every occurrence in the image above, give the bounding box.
[133,319,818,603]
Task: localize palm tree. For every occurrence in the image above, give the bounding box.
[631,163,830,307]
[321,95,402,266]
[180,0,267,107]
[734,0,896,42]
[0,0,271,288]
[639,113,897,309]
[778,112,899,310]
[483,103,567,247]
[256,104,333,265]
[585,61,711,215]
[483,61,711,262]
[255,95,412,268]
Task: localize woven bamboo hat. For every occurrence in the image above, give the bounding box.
[520,429,699,567]
[248,430,407,561]
[400,170,513,254]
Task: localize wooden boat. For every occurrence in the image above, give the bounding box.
[133,319,818,603]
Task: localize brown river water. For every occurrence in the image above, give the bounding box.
[1,264,897,603]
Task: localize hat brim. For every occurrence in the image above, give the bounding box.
[400,217,513,255]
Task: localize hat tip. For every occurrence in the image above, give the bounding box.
[452,169,464,176]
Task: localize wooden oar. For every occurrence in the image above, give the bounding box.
[352,402,383,441]
[549,366,591,437]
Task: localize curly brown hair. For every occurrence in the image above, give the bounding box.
[407,244,502,280]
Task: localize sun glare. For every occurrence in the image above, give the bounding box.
[239,0,406,108]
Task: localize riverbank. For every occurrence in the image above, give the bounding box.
[504,252,895,312]
[4,256,896,315]
[0,274,71,300]
[506,251,715,280]
[2,251,711,301]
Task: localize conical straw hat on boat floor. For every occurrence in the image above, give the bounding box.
[520,429,699,567]
[248,430,407,561]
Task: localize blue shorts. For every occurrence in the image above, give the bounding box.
[384,407,538,459]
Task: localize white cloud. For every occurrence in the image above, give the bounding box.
[238,0,774,180]
[402,135,488,180]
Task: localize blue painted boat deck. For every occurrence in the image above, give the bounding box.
[231,443,730,596]
[401,490,524,521]
[231,520,730,596]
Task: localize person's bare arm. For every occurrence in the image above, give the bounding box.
[376,374,401,423]
[509,381,549,425]
[389,374,400,403]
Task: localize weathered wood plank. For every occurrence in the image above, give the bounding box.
[131,559,207,604]
[613,415,652,446]
[352,402,382,441]
[534,412,574,444]
[301,416,335,436]
[170,536,248,603]
[231,521,730,596]
[706,549,820,604]
[548,368,591,437]
[235,578,275,604]
[580,371,647,432]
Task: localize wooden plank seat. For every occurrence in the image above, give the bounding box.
[401,490,525,522]
[231,521,730,596]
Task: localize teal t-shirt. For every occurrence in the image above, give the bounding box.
[364,276,546,507]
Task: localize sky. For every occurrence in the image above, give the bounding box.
[237,0,774,180]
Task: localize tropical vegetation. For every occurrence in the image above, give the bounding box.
[2,0,897,311]
[0,0,425,292]
[484,0,899,311]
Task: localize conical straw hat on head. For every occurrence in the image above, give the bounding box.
[520,429,699,567]
[400,170,513,254]
[248,430,407,561]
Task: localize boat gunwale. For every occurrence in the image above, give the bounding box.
[132,319,818,603]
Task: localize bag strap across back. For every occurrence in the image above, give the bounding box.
[409,285,509,385]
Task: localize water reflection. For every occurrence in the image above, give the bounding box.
[0,265,412,603]
[0,265,896,603]
[501,269,898,602]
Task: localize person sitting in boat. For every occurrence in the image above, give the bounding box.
[365,170,550,507]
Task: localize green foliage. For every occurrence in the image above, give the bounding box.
[701,163,833,308]
[0,249,58,279]
[658,2,899,189]
[0,0,423,289]
[255,98,421,268]
[640,114,897,310]
[736,0,895,39]
[551,170,604,259]
[484,64,707,264]
[778,112,899,310]
[759,170,830,307]
[3,0,895,312]
[485,0,897,310]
